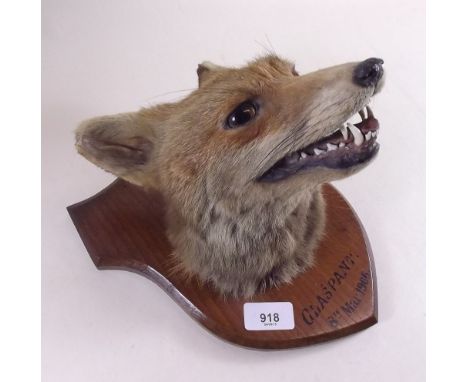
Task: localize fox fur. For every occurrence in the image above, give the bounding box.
[75,55,384,297]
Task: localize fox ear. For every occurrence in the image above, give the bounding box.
[75,112,154,185]
[197,61,224,86]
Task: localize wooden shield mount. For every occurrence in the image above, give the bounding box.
[67,179,377,349]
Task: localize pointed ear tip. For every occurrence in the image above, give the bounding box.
[74,116,106,149]
[74,121,89,144]
[75,114,115,138]
[196,64,205,76]
[74,122,93,154]
[75,116,100,133]
[199,60,214,66]
[197,61,210,75]
[197,61,221,72]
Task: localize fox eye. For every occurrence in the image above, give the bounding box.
[226,101,257,129]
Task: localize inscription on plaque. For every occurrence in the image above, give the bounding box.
[301,252,370,327]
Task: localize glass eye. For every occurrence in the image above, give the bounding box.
[226,101,257,129]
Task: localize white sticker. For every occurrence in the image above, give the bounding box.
[243,302,295,331]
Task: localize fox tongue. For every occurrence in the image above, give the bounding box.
[355,116,379,133]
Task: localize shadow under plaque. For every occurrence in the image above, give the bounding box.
[67,179,377,349]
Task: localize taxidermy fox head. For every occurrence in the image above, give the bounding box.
[75,55,385,297]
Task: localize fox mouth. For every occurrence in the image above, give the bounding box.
[259,106,380,182]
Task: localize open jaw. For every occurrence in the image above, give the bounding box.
[258,106,380,182]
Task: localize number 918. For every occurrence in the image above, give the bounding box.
[260,313,280,323]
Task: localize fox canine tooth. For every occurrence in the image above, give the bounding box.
[358,109,367,120]
[340,124,348,140]
[365,132,372,141]
[347,123,364,146]
[300,152,307,159]
[371,131,377,137]
[313,148,325,155]
[326,143,337,151]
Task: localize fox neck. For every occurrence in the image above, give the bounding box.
[166,184,326,297]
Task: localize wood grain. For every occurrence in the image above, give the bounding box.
[67,179,377,349]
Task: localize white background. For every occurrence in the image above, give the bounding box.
[42,1,425,381]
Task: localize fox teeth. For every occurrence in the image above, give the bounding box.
[358,109,367,120]
[326,143,337,151]
[365,132,372,141]
[347,123,364,146]
[300,152,307,159]
[371,131,377,137]
[340,124,348,140]
[314,148,325,155]
[339,142,345,148]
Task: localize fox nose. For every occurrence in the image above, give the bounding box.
[353,58,384,88]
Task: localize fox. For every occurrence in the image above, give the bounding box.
[75,54,385,297]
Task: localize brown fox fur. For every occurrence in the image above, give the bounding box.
[75,55,384,297]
